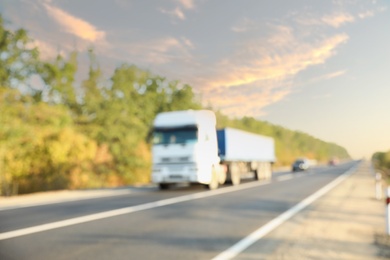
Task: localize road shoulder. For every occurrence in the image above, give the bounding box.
[237,161,390,260]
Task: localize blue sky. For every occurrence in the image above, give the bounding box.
[1,0,389,158]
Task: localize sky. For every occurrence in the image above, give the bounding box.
[1,0,389,159]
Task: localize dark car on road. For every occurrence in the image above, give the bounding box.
[292,158,310,172]
[328,157,339,166]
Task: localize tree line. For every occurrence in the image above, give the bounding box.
[0,15,350,195]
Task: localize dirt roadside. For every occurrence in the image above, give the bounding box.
[237,161,390,260]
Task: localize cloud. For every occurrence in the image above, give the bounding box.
[43,2,106,42]
[296,1,387,28]
[176,0,195,9]
[181,37,195,49]
[205,33,348,90]
[160,7,186,20]
[299,70,347,90]
[358,11,374,19]
[321,12,355,28]
[231,18,257,33]
[205,82,292,117]
[320,70,347,80]
[197,29,349,117]
[296,12,356,28]
[115,37,195,65]
[160,0,196,20]
[358,5,387,19]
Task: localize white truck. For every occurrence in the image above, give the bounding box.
[151,110,275,190]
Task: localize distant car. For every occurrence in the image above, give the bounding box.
[328,157,339,166]
[292,159,310,172]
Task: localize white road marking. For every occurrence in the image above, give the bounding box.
[0,165,349,241]
[0,179,271,241]
[0,171,286,211]
[211,165,358,260]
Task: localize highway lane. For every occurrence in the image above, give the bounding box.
[0,167,307,233]
[0,161,358,259]
[0,166,328,233]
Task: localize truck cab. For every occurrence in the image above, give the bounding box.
[151,110,223,189]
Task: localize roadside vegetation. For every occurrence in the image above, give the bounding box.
[0,15,350,195]
[372,151,390,184]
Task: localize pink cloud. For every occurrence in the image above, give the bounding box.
[203,34,348,91]
[195,31,349,117]
[205,84,292,117]
[44,3,106,42]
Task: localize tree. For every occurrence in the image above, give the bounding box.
[0,15,39,89]
[81,49,105,120]
[39,51,79,113]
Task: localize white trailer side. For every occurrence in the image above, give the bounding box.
[217,128,275,184]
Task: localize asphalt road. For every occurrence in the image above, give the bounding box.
[0,161,358,260]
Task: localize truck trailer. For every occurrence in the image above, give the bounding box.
[217,128,275,185]
[151,110,276,190]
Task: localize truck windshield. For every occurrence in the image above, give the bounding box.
[153,127,198,145]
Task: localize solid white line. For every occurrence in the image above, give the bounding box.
[0,169,289,211]
[0,179,271,241]
[212,164,358,260]
[0,165,349,241]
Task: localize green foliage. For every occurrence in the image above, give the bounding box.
[0,16,39,88]
[0,87,102,194]
[38,51,79,113]
[372,151,390,182]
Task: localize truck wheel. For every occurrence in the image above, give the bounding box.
[206,168,219,190]
[218,165,227,185]
[254,162,264,180]
[159,183,170,190]
[230,163,241,186]
[254,169,260,180]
